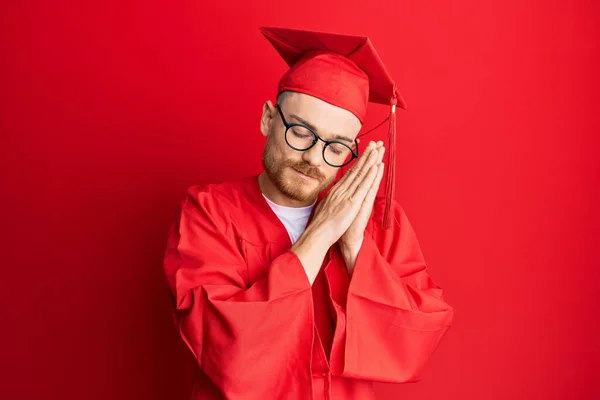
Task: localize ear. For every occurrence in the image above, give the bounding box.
[260,100,277,137]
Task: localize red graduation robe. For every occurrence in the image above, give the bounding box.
[163,175,453,400]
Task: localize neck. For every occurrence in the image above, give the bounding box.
[258,172,316,208]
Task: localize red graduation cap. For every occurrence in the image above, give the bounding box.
[260,26,406,229]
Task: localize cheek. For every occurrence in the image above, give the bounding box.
[323,166,339,181]
[266,136,294,164]
[276,140,303,161]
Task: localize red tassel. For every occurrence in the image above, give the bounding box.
[382,97,397,229]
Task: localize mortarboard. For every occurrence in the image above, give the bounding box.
[260,26,406,230]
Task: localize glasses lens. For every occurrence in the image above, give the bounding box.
[285,126,316,150]
[324,142,354,167]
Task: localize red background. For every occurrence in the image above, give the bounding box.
[1,1,599,399]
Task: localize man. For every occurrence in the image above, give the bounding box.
[163,26,453,400]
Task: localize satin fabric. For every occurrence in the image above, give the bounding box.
[163,175,453,399]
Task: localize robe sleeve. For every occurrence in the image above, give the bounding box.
[327,200,454,383]
[163,187,314,398]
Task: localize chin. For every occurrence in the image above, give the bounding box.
[280,170,319,201]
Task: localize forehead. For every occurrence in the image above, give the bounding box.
[282,92,362,140]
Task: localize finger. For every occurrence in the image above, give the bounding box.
[335,141,381,194]
[346,147,380,195]
[350,162,379,204]
[349,142,382,180]
[376,146,386,165]
[336,141,376,189]
[365,163,385,205]
[356,163,385,219]
[358,142,382,168]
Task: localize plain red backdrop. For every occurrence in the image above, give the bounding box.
[1,1,599,399]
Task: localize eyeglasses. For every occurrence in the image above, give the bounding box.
[276,105,359,168]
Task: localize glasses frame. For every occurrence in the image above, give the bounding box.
[276,105,359,168]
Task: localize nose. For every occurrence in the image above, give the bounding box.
[301,141,324,167]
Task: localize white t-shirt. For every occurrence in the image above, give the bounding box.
[262,194,315,244]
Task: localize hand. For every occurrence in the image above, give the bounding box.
[291,141,382,283]
[339,142,385,273]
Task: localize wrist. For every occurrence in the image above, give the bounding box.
[338,238,363,274]
[299,224,334,252]
[339,235,364,256]
[291,226,331,284]
[339,243,360,261]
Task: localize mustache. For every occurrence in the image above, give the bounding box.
[288,161,326,181]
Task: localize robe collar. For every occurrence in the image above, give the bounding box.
[243,174,328,244]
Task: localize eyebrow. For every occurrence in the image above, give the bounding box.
[288,113,355,144]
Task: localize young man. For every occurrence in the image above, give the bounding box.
[163,26,453,400]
